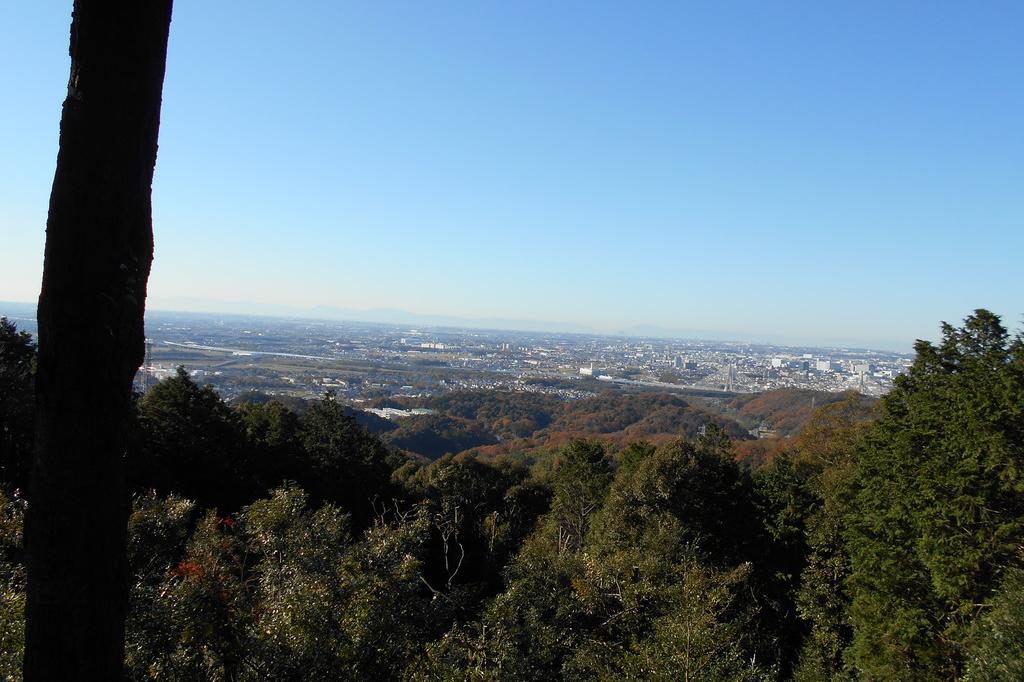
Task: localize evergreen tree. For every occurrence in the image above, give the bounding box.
[298,392,401,526]
[132,368,254,511]
[790,397,877,681]
[844,310,1024,679]
[0,319,34,491]
[963,559,1024,682]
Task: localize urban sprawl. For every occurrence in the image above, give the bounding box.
[117,312,910,405]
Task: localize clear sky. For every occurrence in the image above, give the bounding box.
[1,1,1021,350]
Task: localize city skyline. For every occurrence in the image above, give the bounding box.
[2,2,1022,351]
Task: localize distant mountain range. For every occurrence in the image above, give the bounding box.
[1,298,909,352]
[1,298,596,336]
[142,300,841,347]
[141,298,793,344]
[175,298,601,335]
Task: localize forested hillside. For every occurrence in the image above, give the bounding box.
[728,389,871,437]
[374,390,751,462]
[1,310,1022,680]
[231,380,857,464]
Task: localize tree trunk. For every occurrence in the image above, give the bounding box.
[24,2,173,679]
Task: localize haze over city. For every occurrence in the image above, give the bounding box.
[2,1,1022,350]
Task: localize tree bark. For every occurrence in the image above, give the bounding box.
[24,2,173,679]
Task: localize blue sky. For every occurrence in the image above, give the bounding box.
[1,1,1021,350]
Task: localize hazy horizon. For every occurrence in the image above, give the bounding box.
[2,2,1022,351]
[0,296,961,354]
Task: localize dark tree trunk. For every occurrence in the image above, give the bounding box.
[24,2,173,679]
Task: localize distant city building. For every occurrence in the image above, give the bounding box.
[126,309,909,402]
[748,421,779,439]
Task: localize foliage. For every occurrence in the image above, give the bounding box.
[0,318,35,491]
[0,489,26,681]
[553,393,746,440]
[411,391,559,439]
[594,435,755,568]
[384,414,498,460]
[390,390,750,461]
[131,367,254,510]
[125,485,437,681]
[729,389,870,438]
[298,393,402,525]
[843,310,1024,679]
[420,436,770,680]
[132,373,402,526]
[549,440,614,553]
[789,397,877,681]
[401,454,546,598]
[752,454,816,677]
[963,559,1024,681]
[5,309,1024,680]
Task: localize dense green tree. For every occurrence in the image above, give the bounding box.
[232,486,352,679]
[402,454,537,597]
[612,560,764,682]
[423,437,769,680]
[0,319,34,491]
[384,414,498,460]
[8,306,1024,680]
[133,377,406,524]
[790,398,876,682]
[582,437,766,677]
[126,491,199,588]
[418,441,613,679]
[236,399,304,491]
[596,436,755,568]
[132,368,254,511]
[615,440,657,476]
[843,310,1024,679]
[124,493,203,680]
[298,392,401,525]
[549,440,614,553]
[237,400,302,455]
[421,526,589,680]
[963,559,1024,682]
[129,508,252,680]
[752,453,816,677]
[0,489,26,681]
[123,485,439,681]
